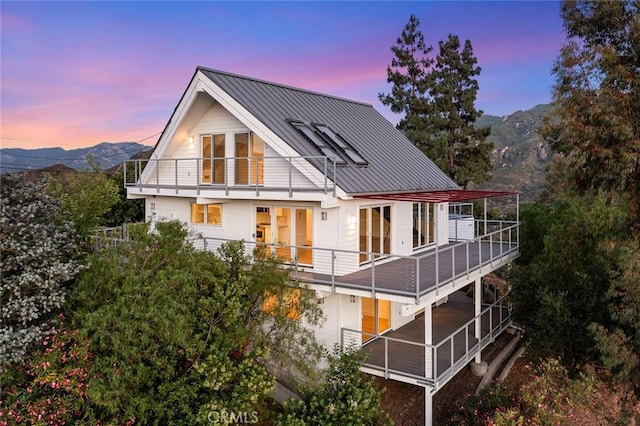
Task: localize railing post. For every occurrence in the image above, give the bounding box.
[466,242,470,280]
[196,157,201,195]
[415,257,420,303]
[331,249,336,292]
[371,254,376,297]
[435,246,440,295]
[452,246,456,286]
[225,158,229,196]
[289,157,293,198]
[174,159,178,194]
[384,338,389,379]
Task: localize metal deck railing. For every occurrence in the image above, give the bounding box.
[340,293,512,391]
[123,156,338,196]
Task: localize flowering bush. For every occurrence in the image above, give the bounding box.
[0,316,91,425]
[0,174,81,366]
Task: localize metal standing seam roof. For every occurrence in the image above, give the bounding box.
[198,67,460,196]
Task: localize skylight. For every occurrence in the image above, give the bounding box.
[314,125,368,165]
[289,120,368,166]
[289,121,346,165]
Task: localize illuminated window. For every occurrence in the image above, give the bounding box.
[263,289,300,320]
[191,203,222,225]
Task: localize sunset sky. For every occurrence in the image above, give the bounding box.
[1,1,565,150]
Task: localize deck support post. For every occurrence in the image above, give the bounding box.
[424,388,433,426]
[474,278,482,363]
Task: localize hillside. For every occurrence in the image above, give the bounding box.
[474,103,553,205]
[0,142,151,174]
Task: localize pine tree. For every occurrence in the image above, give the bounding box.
[378,14,434,149]
[380,16,492,187]
[427,35,492,187]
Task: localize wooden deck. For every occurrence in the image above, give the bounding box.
[298,240,518,299]
[355,291,511,389]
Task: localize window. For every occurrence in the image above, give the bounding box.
[413,202,435,249]
[314,125,368,165]
[202,134,225,184]
[289,121,346,164]
[235,132,264,185]
[263,288,300,320]
[191,203,222,225]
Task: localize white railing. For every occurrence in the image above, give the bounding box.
[340,293,512,390]
[198,220,519,301]
[123,156,337,196]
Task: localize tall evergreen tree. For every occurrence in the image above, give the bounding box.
[427,35,492,187]
[379,14,434,148]
[380,16,492,187]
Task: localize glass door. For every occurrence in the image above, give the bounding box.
[361,297,391,342]
[359,205,392,264]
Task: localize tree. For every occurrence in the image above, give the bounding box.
[70,221,323,424]
[276,346,392,426]
[540,0,640,221]
[380,16,492,187]
[0,174,81,366]
[379,14,434,149]
[49,162,120,239]
[427,35,492,187]
[102,170,145,227]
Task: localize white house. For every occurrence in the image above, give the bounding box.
[125,66,520,425]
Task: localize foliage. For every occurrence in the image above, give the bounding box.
[425,34,492,187]
[49,160,120,239]
[379,15,492,187]
[511,193,630,365]
[70,220,323,424]
[275,346,392,426]
[0,174,81,366]
[378,14,433,148]
[540,0,640,220]
[0,315,93,425]
[102,170,144,227]
[449,358,599,425]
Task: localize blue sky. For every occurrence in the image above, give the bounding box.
[1,1,565,149]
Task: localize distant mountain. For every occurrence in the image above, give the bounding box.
[0,142,151,174]
[474,103,554,205]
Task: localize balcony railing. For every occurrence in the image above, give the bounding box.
[123,156,337,196]
[340,293,512,390]
[196,220,519,302]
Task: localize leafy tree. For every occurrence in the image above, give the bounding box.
[0,174,81,366]
[102,170,145,227]
[380,15,492,187]
[511,193,629,365]
[70,221,323,424]
[276,346,392,426]
[540,0,640,221]
[49,161,120,239]
[427,35,492,187]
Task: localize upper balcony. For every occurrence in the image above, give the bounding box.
[123,156,337,199]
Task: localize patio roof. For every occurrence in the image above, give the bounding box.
[354,189,517,203]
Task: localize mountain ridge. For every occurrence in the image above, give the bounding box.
[0,142,151,174]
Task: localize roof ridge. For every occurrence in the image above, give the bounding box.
[196,65,372,107]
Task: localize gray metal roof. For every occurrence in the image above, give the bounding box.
[198,66,459,195]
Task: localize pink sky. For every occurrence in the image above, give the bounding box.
[1,1,564,150]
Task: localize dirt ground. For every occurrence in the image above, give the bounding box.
[375,332,523,425]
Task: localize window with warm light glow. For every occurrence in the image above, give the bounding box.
[263,288,300,320]
[191,203,222,225]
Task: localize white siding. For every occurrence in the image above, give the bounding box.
[313,293,361,348]
[393,202,414,256]
[437,202,449,246]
